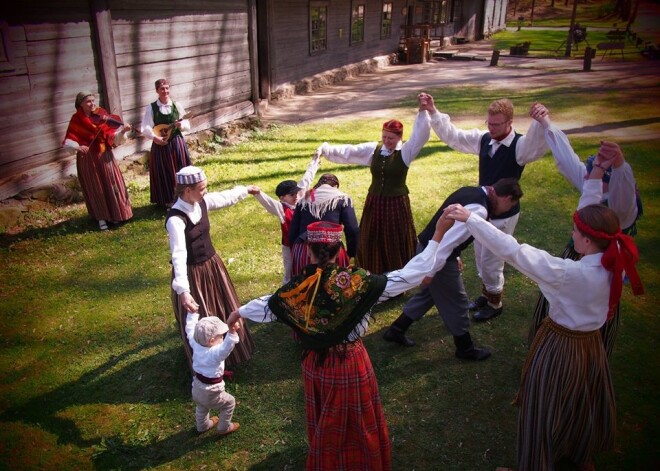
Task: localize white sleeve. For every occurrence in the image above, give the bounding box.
[578,179,604,209]
[319,141,379,166]
[238,296,277,322]
[543,125,586,191]
[63,138,81,151]
[379,240,441,300]
[514,120,550,165]
[140,105,156,140]
[254,192,285,223]
[204,186,249,210]
[400,111,431,166]
[175,102,191,133]
[429,110,485,155]
[166,216,190,295]
[464,214,567,289]
[427,204,488,275]
[185,312,199,343]
[297,154,321,193]
[608,162,639,229]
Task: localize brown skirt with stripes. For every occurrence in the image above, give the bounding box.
[302,339,391,471]
[171,253,254,369]
[516,318,616,471]
[149,135,191,206]
[529,242,620,359]
[356,193,417,274]
[76,149,133,223]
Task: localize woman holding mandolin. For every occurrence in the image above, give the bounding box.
[140,78,193,207]
[63,92,133,231]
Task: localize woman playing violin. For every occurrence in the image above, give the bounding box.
[62,92,133,231]
[140,78,192,207]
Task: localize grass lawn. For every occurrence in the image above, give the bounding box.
[1,24,659,471]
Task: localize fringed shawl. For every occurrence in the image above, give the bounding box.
[298,184,352,220]
[268,264,387,350]
[63,107,116,150]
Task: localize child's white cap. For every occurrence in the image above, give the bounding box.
[194,316,229,346]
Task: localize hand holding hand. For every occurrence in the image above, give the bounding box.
[529,102,550,128]
[315,142,329,158]
[228,320,241,333]
[227,310,241,326]
[247,185,261,195]
[444,204,471,223]
[597,141,624,168]
[181,292,200,313]
[431,209,455,242]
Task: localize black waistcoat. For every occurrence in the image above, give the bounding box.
[166,199,216,265]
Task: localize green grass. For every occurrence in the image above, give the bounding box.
[1,79,659,470]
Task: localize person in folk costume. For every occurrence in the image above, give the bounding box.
[62,92,133,230]
[418,92,549,322]
[140,78,192,207]
[444,166,643,471]
[315,94,431,274]
[227,217,456,470]
[383,178,524,360]
[289,173,359,277]
[528,107,642,358]
[252,153,321,283]
[166,166,257,370]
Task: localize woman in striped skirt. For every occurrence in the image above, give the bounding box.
[166,166,257,370]
[141,78,192,207]
[528,110,642,358]
[63,92,133,230]
[315,95,431,274]
[289,173,359,277]
[228,217,455,470]
[445,164,644,470]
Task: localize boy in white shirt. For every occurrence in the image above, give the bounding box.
[185,313,241,435]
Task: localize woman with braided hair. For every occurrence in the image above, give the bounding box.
[227,216,455,470]
[445,162,644,471]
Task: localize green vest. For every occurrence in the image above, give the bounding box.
[368,144,409,196]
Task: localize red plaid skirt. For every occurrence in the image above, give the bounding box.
[302,339,391,470]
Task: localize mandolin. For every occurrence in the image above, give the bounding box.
[152,112,193,145]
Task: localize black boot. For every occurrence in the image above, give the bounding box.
[383,313,415,347]
[453,332,491,360]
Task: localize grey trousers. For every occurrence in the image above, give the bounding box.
[192,377,236,432]
[402,257,470,337]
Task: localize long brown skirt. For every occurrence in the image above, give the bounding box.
[171,253,254,369]
[356,193,416,274]
[76,149,133,223]
[516,318,615,471]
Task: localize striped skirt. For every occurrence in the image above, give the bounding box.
[171,253,254,369]
[516,318,616,471]
[149,134,191,206]
[76,149,133,223]
[291,240,349,277]
[356,193,417,274]
[529,242,620,359]
[302,339,391,471]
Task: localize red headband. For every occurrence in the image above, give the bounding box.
[382,119,403,135]
[573,211,644,319]
[307,221,343,244]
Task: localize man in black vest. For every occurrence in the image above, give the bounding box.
[416,93,548,322]
[383,178,523,360]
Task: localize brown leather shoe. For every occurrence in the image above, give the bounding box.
[198,416,219,434]
[217,422,240,436]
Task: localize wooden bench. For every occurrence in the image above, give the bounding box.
[597,41,625,60]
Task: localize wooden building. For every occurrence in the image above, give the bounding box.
[0,0,508,201]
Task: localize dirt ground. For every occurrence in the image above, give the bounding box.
[260,49,660,142]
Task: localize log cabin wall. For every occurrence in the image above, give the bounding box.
[0,0,256,201]
[265,0,408,93]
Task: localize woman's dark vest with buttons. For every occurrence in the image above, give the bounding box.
[368,144,409,196]
[166,199,216,265]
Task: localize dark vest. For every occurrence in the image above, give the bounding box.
[479,132,522,219]
[418,186,491,260]
[367,145,409,196]
[166,199,216,265]
[151,101,182,140]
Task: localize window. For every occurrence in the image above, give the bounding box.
[310,2,328,54]
[451,0,462,23]
[350,3,365,45]
[381,3,392,39]
[420,1,448,24]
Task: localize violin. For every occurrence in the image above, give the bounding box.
[90,108,131,130]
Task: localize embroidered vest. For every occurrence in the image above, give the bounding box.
[166,200,216,265]
[479,132,522,219]
[367,145,409,196]
[151,101,182,140]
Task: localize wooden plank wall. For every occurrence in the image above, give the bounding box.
[0,0,255,201]
[268,0,406,90]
